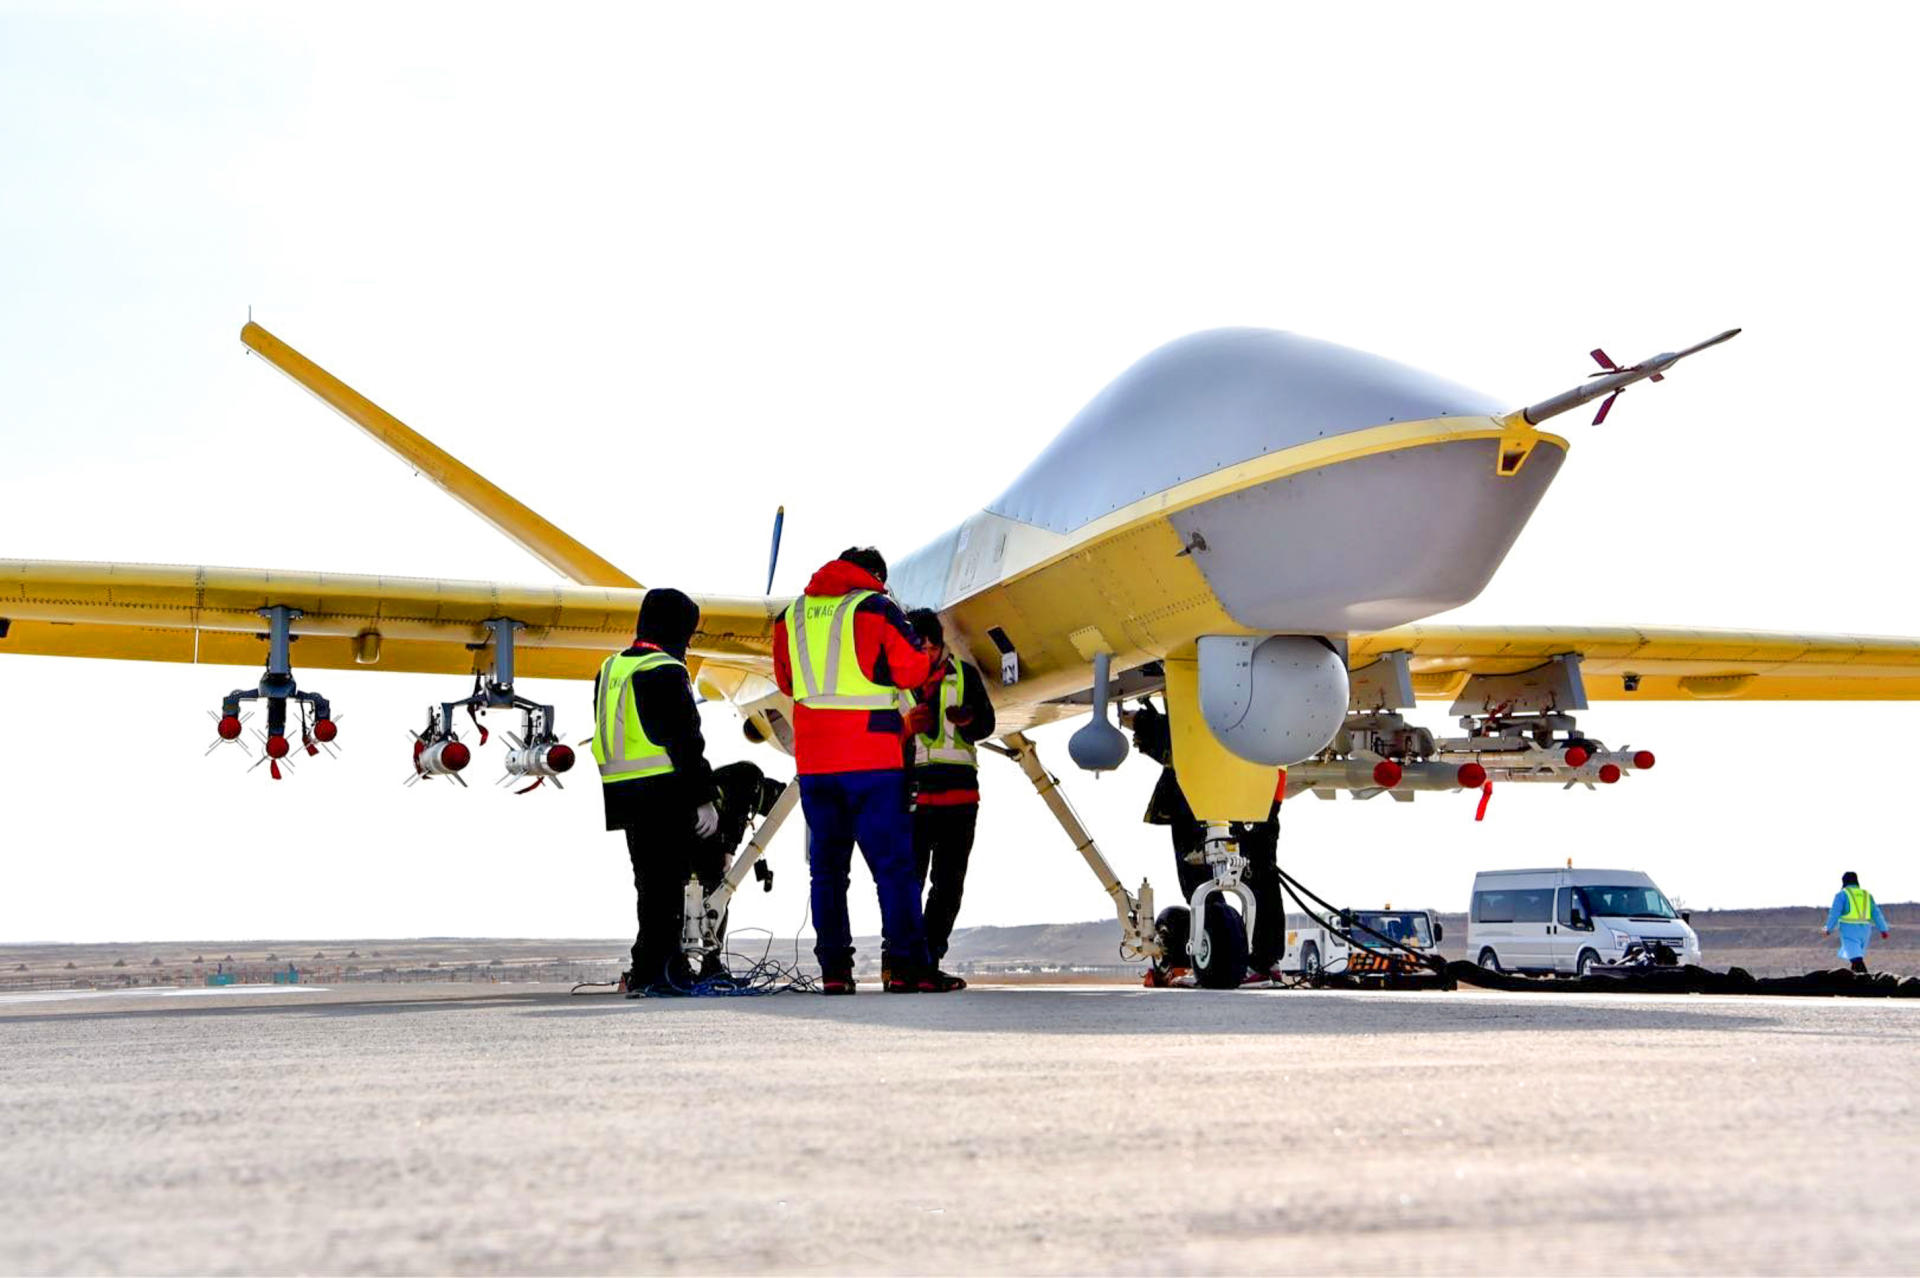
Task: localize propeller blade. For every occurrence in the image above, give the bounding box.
[764,505,785,595]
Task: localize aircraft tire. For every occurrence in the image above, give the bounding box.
[1152,906,1191,983]
[1195,907,1248,990]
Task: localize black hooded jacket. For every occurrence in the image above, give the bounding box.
[594,588,718,830]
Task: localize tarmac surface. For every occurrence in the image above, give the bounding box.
[1,981,1916,1275]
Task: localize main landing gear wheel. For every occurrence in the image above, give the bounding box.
[1300,941,1322,977]
[1152,906,1191,985]
[1478,948,1502,973]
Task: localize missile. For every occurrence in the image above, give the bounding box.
[1517,328,1740,427]
[1285,757,1487,799]
[504,740,575,780]
[414,738,471,777]
[1291,746,1653,797]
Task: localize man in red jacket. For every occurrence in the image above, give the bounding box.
[772,547,948,994]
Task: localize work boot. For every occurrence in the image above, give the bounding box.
[1851,958,1870,976]
[820,969,856,996]
[885,967,921,993]
[1240,968,1276,989]
[924,969,967,992]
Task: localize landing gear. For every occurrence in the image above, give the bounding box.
[1003,732,1161,962]
[1149,904,1247,989]
[1185,823,1257,986]
[679,780,799,963]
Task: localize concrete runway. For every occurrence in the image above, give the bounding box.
[1,982,1915,1275]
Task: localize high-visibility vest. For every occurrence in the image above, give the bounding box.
[907,659,976,768]
[784,591,897,710]
[1840,886,1877,924]
[593,650,682,783]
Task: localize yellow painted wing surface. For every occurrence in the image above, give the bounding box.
[1353,626,1920,701]
[0,560,778,683]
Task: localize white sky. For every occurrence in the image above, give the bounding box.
[3,2,1916,945]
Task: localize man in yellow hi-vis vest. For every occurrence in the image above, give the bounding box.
[771,547,941,994]
[1824,870,1891,974]
[593,588,721,995]
[901,609,996,986]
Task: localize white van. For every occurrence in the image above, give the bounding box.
[1468,868,1700,976]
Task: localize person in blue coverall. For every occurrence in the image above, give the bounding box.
[1823,871,1891,974]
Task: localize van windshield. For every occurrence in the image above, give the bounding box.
[1351,911,1433,948]
[1579,885,1677,920]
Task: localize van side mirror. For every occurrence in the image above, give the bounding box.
[1433,922,1444,943]
[1680,911,1691,923]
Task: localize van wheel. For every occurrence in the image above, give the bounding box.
[1301,942,1322,977]
[1477,948,1502,973]
[1575,948,1600,978]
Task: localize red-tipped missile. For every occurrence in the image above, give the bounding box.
[1457,762,1488,789]
[1371,759,1403,788]
[504,741,575,781]
[1598,763,1621,784]
[1633,750,1655,771]
[1564,745,1590,768]
[265,734,291,760]
[313,718,338,743]
[416,739,471,776]
[217,715,243,741]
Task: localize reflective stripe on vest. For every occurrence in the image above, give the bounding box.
[785,591,897,710]
[593,650,683,783]
[913,659,976,767]
[1841,886,1876,924]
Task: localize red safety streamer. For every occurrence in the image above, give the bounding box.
[1474,780,1493,821]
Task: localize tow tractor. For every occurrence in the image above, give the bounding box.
[1283,907,1445,977]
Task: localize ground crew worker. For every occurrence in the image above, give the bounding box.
[1824,871,1891,975]
[1130,699,1286,985]
[901,609,997,987]
[771,547,949,994]
[592,587,721,997]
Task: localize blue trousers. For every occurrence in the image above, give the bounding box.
[799,769,929,974]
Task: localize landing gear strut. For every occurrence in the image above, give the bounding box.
[679,780,801,962]
[1001,732,1161,962]
[1186,822,1256,982]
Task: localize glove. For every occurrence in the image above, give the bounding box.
[693,803,720,839]
[1883,931,1892,940]
[903,704,935,737]
[944,705,974,728]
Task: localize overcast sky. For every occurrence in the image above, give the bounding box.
[3,2,1917,946]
